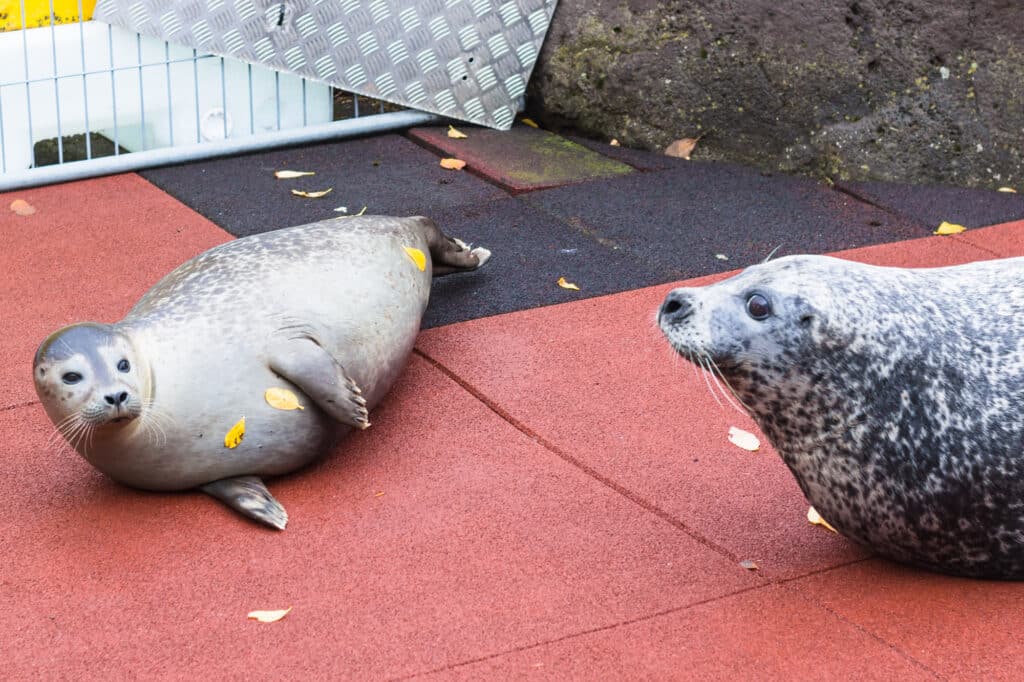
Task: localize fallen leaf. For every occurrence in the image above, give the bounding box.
[727,426,760,451]
[440,158,467,170]
[374,491,385,497]
[934,220,966,235]
[557,276,580,291]
[9,199,36,216]
[404,246,427,271]
[715,253,729,261]
[665,136,701,160]
[265,388,304,411]
[247,607,292,623]
[335,206,368,219]
[807,506,838,533]
[274,170,315,179]
[997,187,1017,193]
[334,206,348,213]
[224,417,245,449]
[609,139,621,147]
[291,188,333,198]
[520,118,539,128]
[447,125,468,139]
[739,559,759,571]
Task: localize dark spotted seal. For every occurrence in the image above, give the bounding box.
[34,215,490,530]
[658,254,1024,578]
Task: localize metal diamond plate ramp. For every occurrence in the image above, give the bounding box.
[93,0,557,130]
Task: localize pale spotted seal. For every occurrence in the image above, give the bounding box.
[34,215,490,529]
[658,254,1024,578]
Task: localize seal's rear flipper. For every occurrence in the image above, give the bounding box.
[267,337,370,429]
[410,216,491,276]
[201,475,288,530]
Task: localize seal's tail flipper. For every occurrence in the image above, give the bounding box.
[411,216,491,276]
[201,475,288,530]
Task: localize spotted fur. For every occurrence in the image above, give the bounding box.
[659,254,1024,578]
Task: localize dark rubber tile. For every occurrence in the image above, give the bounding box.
[408,124,634,194]
[141,134,509,237]
[568,135,686,172]
[524,163,933,279]
[0,174,231,408]
[428,585,928,679]
[837,180,1024,231]
[422,197,663,328]
[1,358,757,678]
[788,560,1024,678]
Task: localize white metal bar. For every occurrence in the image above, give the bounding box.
[0,110,442,192]
[164,42,174,146]
[0,55,220,88]
[107,24,120,155]
[136,33,146,150]
[76,4,92,159]
[48,0,64,164]
[19,0,37,167]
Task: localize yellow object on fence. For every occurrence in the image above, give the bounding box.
[0,0,96,32]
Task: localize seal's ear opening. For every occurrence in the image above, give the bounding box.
[792,296,854,351]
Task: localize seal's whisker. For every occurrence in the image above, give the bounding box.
[697,356,724,407]
[706,357,751,412]
[701,353,746,415]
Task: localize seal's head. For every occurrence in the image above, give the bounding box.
[33,323,149,435]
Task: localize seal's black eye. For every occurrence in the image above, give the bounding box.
[62,372,83,385]
[117,359,130,372]
[746,293,772,320]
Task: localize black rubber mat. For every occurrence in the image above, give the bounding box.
[141,134,508,237]
[836,180,1024,230]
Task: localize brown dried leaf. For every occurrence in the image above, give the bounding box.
[807,506,838,533]
[739,559,759,571]
[664,137,701,160]
[997,187,1017,193]
[290,188,333,198]
[934,221,966,235]
[440,158,467,170]
[727,426,760,452]
[557,276,580,291]
[247,607,292,623]
[9,199,36,216]
[447,125,468,139]
[274,170,315,179]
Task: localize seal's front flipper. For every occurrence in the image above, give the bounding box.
[201,475,288,530]
[267,337,370,429]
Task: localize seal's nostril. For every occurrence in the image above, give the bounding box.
[117,391,128,405]
[105,392,129,406]
[104,395,115,405]
[660,293,693,322]
[663,299,682,315]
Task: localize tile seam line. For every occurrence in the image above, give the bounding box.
[413,347,742,563]
[1,399,39,413]
[392,582,769,681]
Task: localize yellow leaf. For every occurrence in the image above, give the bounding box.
[997,187,1017,193]
[265,388,304,411]
[520,118,539,128]
[224,417,245,449]
[665,137,701,160]
[440,158,467,170]
[727,426,760,451]
[403,246,427,271]
[934,221,967,235]
[609,139,621,147]
[247,607,292,623]
[557,277,580,291]
[9,199,36,216]
[290,188,333,198]
[274,170,315,179]
[447,125,468,139]
[807,506,838,533]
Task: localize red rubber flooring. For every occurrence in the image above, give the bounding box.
[2,170,1023,679]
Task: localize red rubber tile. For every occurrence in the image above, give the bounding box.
[788,560,1024,679]
[426,585,929,679]
[408,124,633,193]
[417,234,1000,580]
[1,356,758,678]
[953,219,1024,257]
[0,174,231,408]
